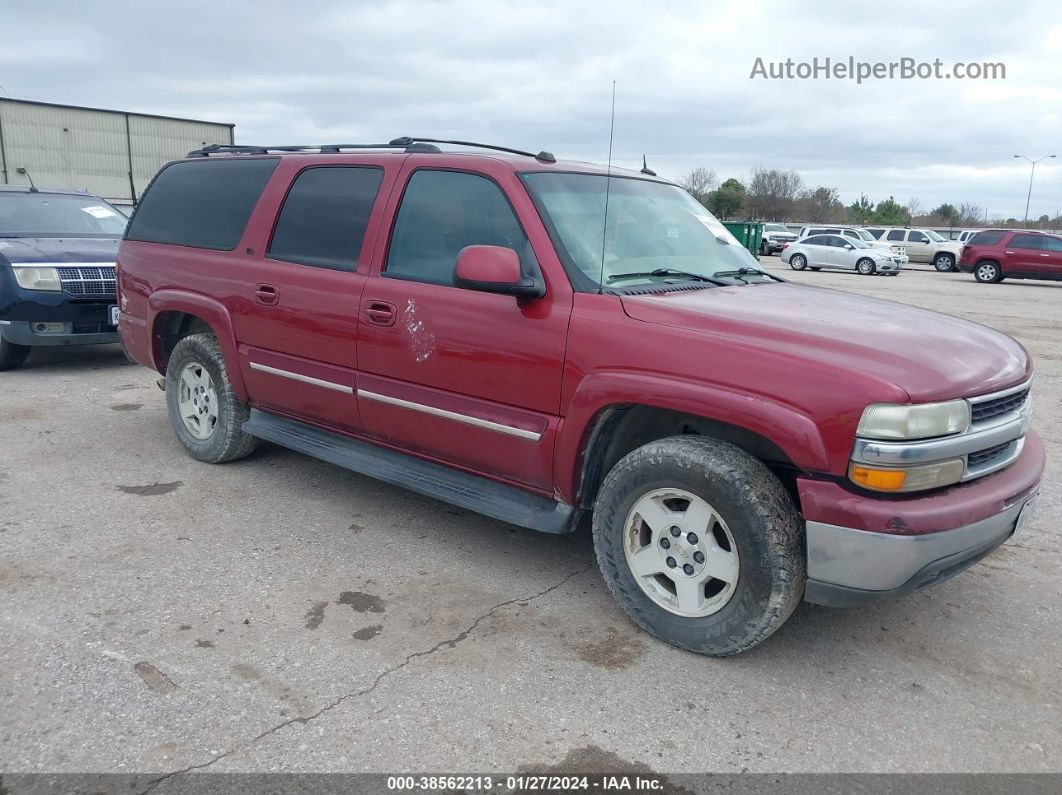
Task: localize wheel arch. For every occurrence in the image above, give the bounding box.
[557,374,829,510]
[147,290,247,400]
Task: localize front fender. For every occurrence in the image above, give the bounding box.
[147,290,247,401]
[553,371,831,505]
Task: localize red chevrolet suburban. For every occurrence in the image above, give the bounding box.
[116,138,1044,656]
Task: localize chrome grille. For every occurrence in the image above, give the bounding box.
[56,265,117,298]
[970,388,1029,424]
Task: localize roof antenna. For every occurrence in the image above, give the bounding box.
[640,155,656,177]
[16,167,38,192]
[597,81,616,295]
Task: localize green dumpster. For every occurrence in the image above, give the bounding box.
[722,221,763,256]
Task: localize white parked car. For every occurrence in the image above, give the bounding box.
[781,234,904,275]
[797,225,908,263]
[956,229,981,244]
[874,228,963,271]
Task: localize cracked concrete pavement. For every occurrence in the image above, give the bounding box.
[1,263,1060,779]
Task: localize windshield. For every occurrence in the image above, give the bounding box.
[522,173,764,288]
[849,238,873,249]
[0,192,128,238]
[764,224,789,233]
[855,229,875,241]
[925,229,946,242]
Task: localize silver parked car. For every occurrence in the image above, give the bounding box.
[781,234,904,275]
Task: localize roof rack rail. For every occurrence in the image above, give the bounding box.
[187,138,558,163]
[186,141,441,157]
[388,137,557,163]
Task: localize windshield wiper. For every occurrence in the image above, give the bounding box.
[713,267,782,283]
[608,268,727,286]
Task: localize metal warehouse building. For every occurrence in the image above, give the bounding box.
[0,97,234,210]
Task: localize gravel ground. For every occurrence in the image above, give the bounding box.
[1,261,1059,781]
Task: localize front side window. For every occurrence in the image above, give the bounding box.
[909,231,930,243]
[127,158,278,250]
[886,230,905,241]
[386,170,536,285]
[522,172,764,289]
[1009,234,1043,250]
[0,192,127,238]
[268,166,384,272]
[1042,236,1062,252]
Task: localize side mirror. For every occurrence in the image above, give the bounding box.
[453,245,545,299]
[844,243,854,250]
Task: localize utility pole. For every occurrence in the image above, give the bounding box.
[1014,154,1055,226]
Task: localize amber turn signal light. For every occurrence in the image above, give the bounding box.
[849,466,907,492]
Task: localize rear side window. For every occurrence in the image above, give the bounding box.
[127,158,278,250]
[1009,234,1043,250]
[386,169,535,285]
[886,230,905,241]
[268,166,384,271]
[803,235,827,246]
[970,230,1006,245]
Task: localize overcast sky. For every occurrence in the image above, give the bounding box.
[3,0,1060,219]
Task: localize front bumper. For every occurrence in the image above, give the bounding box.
[0,317,118,347]
[800,430,1044,606]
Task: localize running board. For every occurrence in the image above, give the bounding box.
[242,409,576,534]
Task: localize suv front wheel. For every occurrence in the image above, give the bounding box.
[0,336,31,372]
[592,436,805,656]
[165,333,258,463]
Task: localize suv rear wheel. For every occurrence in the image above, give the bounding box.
[933,253,956,272]
[592,436,805,656]
[165,333,257,463]
[974,260,1003,283]
[0,337,30,372]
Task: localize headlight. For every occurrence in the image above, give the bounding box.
[849,458,965,493]
[857,400,970,440]
[12,266,62,291]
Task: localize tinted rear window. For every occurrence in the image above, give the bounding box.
[126,158,279,250]
[969,230,1006,246]
[268,166,384,271]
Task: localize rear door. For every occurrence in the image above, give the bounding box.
[355,162,573,490]
[233,159,395,431]
[800,235,829,266]
[1005,233,1046,275]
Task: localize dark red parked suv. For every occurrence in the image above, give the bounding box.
[959,228,1062,283]
[116,138,1044,656]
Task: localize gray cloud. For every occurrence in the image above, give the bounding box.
[2,0,1060,218]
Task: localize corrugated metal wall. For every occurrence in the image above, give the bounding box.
[0,99,233,203]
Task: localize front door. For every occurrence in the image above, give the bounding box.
[905,229,932,262]
[356,166,572,491]
[232,161,393,431]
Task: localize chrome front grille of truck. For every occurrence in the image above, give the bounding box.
[970,387,1029,424]
[56,265,117,298]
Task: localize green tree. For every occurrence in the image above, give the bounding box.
[873,196,911,226]
[706,178,746,220]
[846,193,875,224]
[930,203,960,225]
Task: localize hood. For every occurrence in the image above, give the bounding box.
[619,282,1030,402]
[0,236,120,265]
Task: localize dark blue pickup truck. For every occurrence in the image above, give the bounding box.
[0,185,127,370]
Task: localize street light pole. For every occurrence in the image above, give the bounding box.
[1015,154,1056,226]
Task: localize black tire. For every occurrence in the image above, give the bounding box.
[759,241,769,257]
[974,260,1002,283]
[789,254,807,270]
[0,337,31,371]
[856,258,876,275]
[165,333,257,463]
[933,253,956,272]
[809,266,822,271]
[592,436,805,657]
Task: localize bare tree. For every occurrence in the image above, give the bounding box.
[905,197,922,218]
[679,167,718,207]
[746,167,804,221]
[797,186,844,223]
[957,202,984,226]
